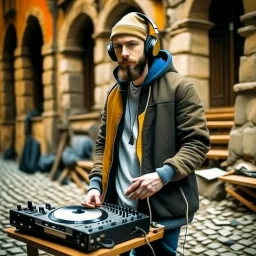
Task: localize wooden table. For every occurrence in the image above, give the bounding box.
[219,174,256,212]
[4,226,164,256]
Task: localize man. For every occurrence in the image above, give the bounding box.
[82,12,210,255]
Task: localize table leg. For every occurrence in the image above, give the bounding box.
[26,244,39,256]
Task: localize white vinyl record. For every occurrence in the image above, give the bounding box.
[53,207,102,221]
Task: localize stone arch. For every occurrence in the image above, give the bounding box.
[19,7,46,47]
[92,0,160,109]
[58,1,97,115]
[96,0,156,34]
[183,0,211,20]
[58,1,97,48]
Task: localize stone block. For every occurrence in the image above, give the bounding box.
[15,81,33,96]
[61,73,83,93]
[228,128,244,164]
[94,63,113,86]
[43,55,55,70]
[16,96,34,116]
[14,57,32,69]
[243,127,256,162]
[42,70,54,85]
[94,37,110,63]
[173,54,209,79]
[234,93,256,125]
[44,85,55,100]
[239,55,256,82]
[15,68,33,80]
[44,99,56,112]
[15,119,25,156]
[170,30,208,56]
[62,93,84,109]
[59,58,82,73]
[244,33,256,55]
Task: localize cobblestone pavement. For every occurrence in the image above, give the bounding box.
[0,157,255,256]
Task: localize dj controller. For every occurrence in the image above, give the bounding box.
[10,201,150,252]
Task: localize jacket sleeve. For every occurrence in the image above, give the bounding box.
[164,83,211,181]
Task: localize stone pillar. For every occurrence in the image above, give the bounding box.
[59,46,86,117]
[0,52,15,152]
[166,19,213,109]
[41,44,59,153]
[227,10,256,167]
[93,31,116,111]
[14,47,34,156]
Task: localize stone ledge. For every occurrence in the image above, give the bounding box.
[234,82,256,92]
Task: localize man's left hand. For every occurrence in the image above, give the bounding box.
[125,173,164,200]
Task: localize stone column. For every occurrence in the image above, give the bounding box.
[0,52,15,152]
[166,19,213,109]
[227,10,256,167]
[41,44,59,153]
[59,46,86,117]
[93,31,116,111]
[14,47,34,156]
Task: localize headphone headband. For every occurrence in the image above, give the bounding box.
[135,12,159,39]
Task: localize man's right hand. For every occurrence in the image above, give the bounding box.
[81,189,102,208]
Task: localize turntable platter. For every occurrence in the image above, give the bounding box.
[48,205,108,224]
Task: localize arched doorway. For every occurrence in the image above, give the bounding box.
[63,14,95,113]
[22,15,44,113]
[209,0,244,107]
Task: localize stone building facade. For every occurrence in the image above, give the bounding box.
[0,0,255,168]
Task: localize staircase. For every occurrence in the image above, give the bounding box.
[205,107,234,164]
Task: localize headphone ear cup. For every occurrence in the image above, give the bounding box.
[145,35,159,57]
[107,42,118,61]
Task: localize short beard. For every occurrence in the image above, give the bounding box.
[117,54,147,82]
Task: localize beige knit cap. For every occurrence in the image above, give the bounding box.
[110,12,148,41]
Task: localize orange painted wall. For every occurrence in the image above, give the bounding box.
[0,0,53,48]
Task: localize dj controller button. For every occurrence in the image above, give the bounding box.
[98,226,103,230]
[100,234,105,238]
[90,239,94,244]
[111,222,116,226]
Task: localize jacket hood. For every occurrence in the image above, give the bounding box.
[113,50,174,88]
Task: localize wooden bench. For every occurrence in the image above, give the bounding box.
[219,174,256,212]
